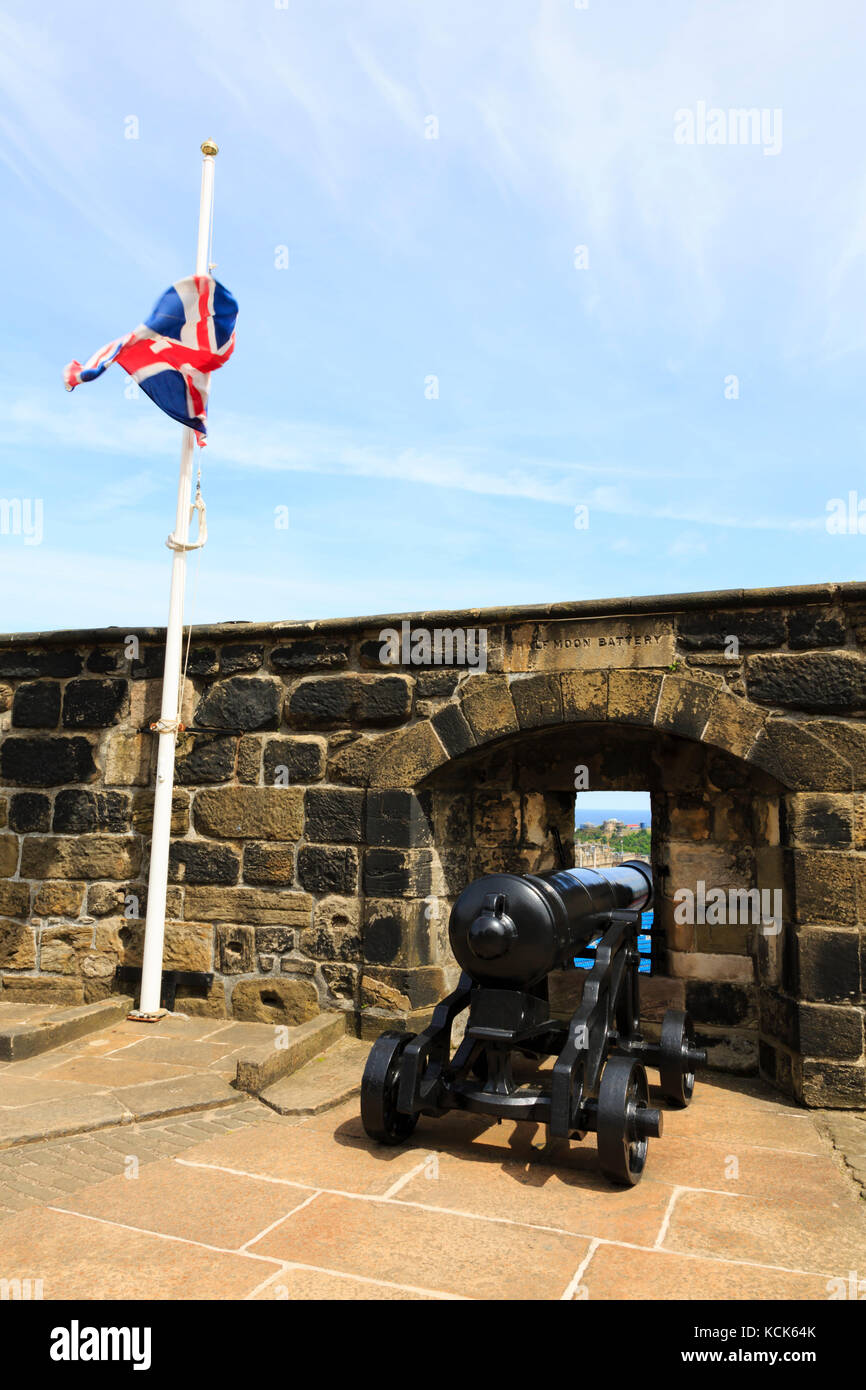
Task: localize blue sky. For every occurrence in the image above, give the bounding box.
[1,1,865,632]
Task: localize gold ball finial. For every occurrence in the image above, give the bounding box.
[201,139,219,157]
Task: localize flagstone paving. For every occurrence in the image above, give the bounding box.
[0,1049,864,1300]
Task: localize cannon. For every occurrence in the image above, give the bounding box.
[360,859,706,1185]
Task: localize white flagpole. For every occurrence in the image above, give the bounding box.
[134,139,218,1020]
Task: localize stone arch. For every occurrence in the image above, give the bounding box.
[358,667,863,1109]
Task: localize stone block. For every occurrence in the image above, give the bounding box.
[430,703,476,757]
[220,644,264,673]
[1,735,97,786]
[677,609,785,651]
[684,979,757,1027]
[747,650,866,713]
[270,639,350,672]
[236,735,262,784]
[369,722,448,787]
[193,786,303,840]
[0,881,30,918]
[169,841,240,885]
[365,789,434,848]
[792,850,858,925]
[750,719,851,790]
[785,793,854,849]
[243,842,295,885]
[508,673,563,729]
[62,678,126,728]
[0,833,19,877]
[0,649,81,679]
[174,732,237,785]
[102,728,151,786]
[304,787,365,843]
[364,897,434,967]
[12,681,61,728]
[263,736,327,785]
[799,1060,866,1108]
[0,975,83,1005]
[794,925,860,1002]
[195,676,282,730]
[458,675,519,743]
[607,670,662,725]
[0,921,36,969]
[184,886,312,926]
[39,925,93,974]
[131,789,189,837]
[786,611,846,650]
[8,792,50,833]
[53,789,131,834]
[300,895,362,961]
[254,926,296,954]
[655,674,718,740]
[560,670,608,722]
[32,881,85,918]
[297,845,359,894]
[797,1002,864,1060]
[114,918,214,973]
[20,835,141,881]
[230,976,319,1025]
[701,691,766,760]
[216,925,256,973]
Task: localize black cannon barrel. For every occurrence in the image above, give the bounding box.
[448,860,653,987]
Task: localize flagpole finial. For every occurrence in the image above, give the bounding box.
[201,139,219,157]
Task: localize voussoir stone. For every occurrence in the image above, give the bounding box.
[193,786,303,840]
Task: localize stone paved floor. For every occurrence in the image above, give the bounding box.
[0,1064,864,1301]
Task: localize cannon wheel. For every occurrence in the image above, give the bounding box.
[597,1056,651,1187]
[361,1031,418,1145]
[659,1009,697,1108]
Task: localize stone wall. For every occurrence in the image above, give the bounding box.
[1,581,865,1106]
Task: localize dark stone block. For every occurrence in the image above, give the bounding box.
[186,647,219,677]
[270,640,350,672]
[357,677,412,725]
[759,989,797,1047]
[12,681,61,729]
[509,674,563,729]
[287,677,354,729]
[0,649,83,679]
[363,910,404,964]
[288,675,411,729]
[53,789,130,834]
[175,733,237,785]
[677,610,785,651]
[62,679,126,728]
[685,980,756,1027]
[86,648,123,673]
[797,1002,864,1060]
[431,703,476,757]
[297,845,358,894]
[263,737,325,785]
[750,719,851,790]
[794,927,860,1003]
[747,651,866,713]
[195,677,282,731]
[416,670,462,698]
[169,841,240,885]
[363,847,432,897]
[220,644,263,673]
[366,790,434,848]
[8,792,51,833]
[216,925,255,974]
[0,736,96,787]
[655,677,718,741]
[304,788,366,843]
[787,612,847,650]
[130,647,165,679]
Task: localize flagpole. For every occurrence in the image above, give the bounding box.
[133,139,218,1020]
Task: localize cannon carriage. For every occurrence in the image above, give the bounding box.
[360,858,705,1185]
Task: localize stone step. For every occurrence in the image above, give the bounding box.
[0,996,134,1062]
[234,1009,347,1095]
[260,1035,370,1116]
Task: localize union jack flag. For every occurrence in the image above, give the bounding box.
[64,276,238,445]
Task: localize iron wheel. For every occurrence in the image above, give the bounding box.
[597,1056,660,1186]
[360,1031,418,1145]
[659,1009,698,1108]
